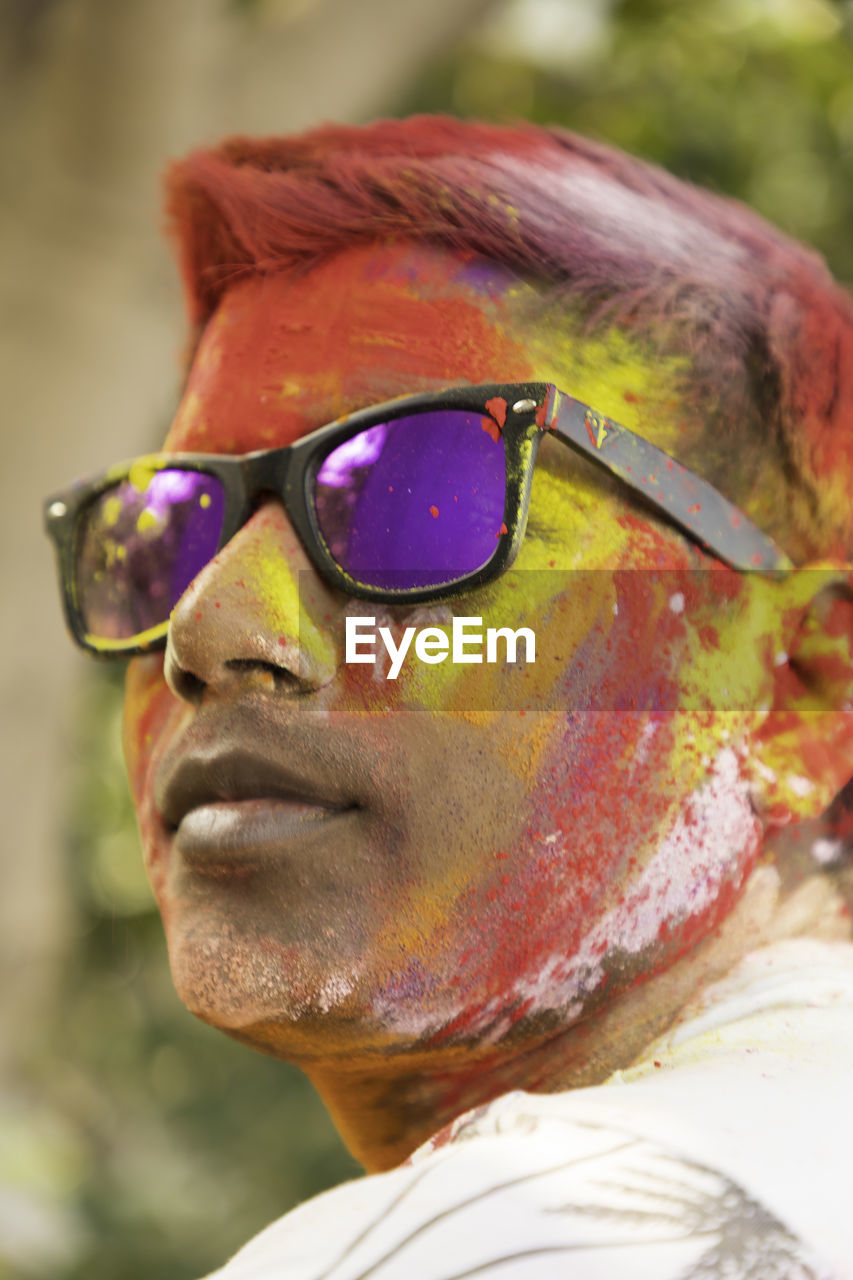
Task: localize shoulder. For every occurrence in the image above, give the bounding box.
[207,940,853,1279]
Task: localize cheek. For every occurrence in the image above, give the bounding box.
[410,705,759,1049]
[385,574,764,1044]
[123,657,183,895]
[123,656,164,799]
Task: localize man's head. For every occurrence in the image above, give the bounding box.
[164,117,853,564]
[52,118,853,1157]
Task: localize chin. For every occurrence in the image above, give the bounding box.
[167,924,333,1027]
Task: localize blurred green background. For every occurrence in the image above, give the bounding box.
[5,0,853,1277]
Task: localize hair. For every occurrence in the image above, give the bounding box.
[165,116,853,560]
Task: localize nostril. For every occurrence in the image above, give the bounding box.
[226,659,280,673]
[225,657,311,693]
[163,637,208,704]
[162,654,203,703]
[172,668,206,704]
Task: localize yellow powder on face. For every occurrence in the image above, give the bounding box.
[494,710,565,785]
[499,289,692,450]
[559,335,689,453]
[372,862,468,964]
[241,536,337,674]
[523,466,632,571]
[277,379,304,401]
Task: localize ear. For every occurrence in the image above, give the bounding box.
[748,563,853,826]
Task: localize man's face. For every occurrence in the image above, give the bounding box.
[124,241,780,1066]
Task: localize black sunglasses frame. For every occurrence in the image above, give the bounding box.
[44,381,791,657]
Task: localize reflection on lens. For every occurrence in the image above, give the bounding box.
[76,468,225,641]
[313,409,506,590]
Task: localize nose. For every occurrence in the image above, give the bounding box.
[164,500,339,703]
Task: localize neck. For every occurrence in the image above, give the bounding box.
[304,858,849,1172]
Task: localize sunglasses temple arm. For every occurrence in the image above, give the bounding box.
[544,388,792,573]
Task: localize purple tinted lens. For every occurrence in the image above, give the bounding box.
[313,409,507,590]
[76,468,225,641]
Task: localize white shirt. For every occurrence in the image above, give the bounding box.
[207,939,853,1279]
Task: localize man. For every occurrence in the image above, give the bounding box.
[47,118,853,1275]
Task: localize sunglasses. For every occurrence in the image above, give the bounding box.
[44,382,791,657]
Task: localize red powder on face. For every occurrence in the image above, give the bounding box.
[165,243,538,455]
[708,569,745,605]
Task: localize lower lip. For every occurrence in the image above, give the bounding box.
[173,798,354,867]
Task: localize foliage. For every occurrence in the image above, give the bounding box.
[400,0,853,282]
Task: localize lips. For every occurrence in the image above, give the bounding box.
[153,698,366,865]
[158,748,354,830]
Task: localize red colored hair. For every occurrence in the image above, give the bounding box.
[165,116,853,558]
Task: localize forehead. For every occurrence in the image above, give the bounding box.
[164,242,539,454]
[164,239,692,459]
